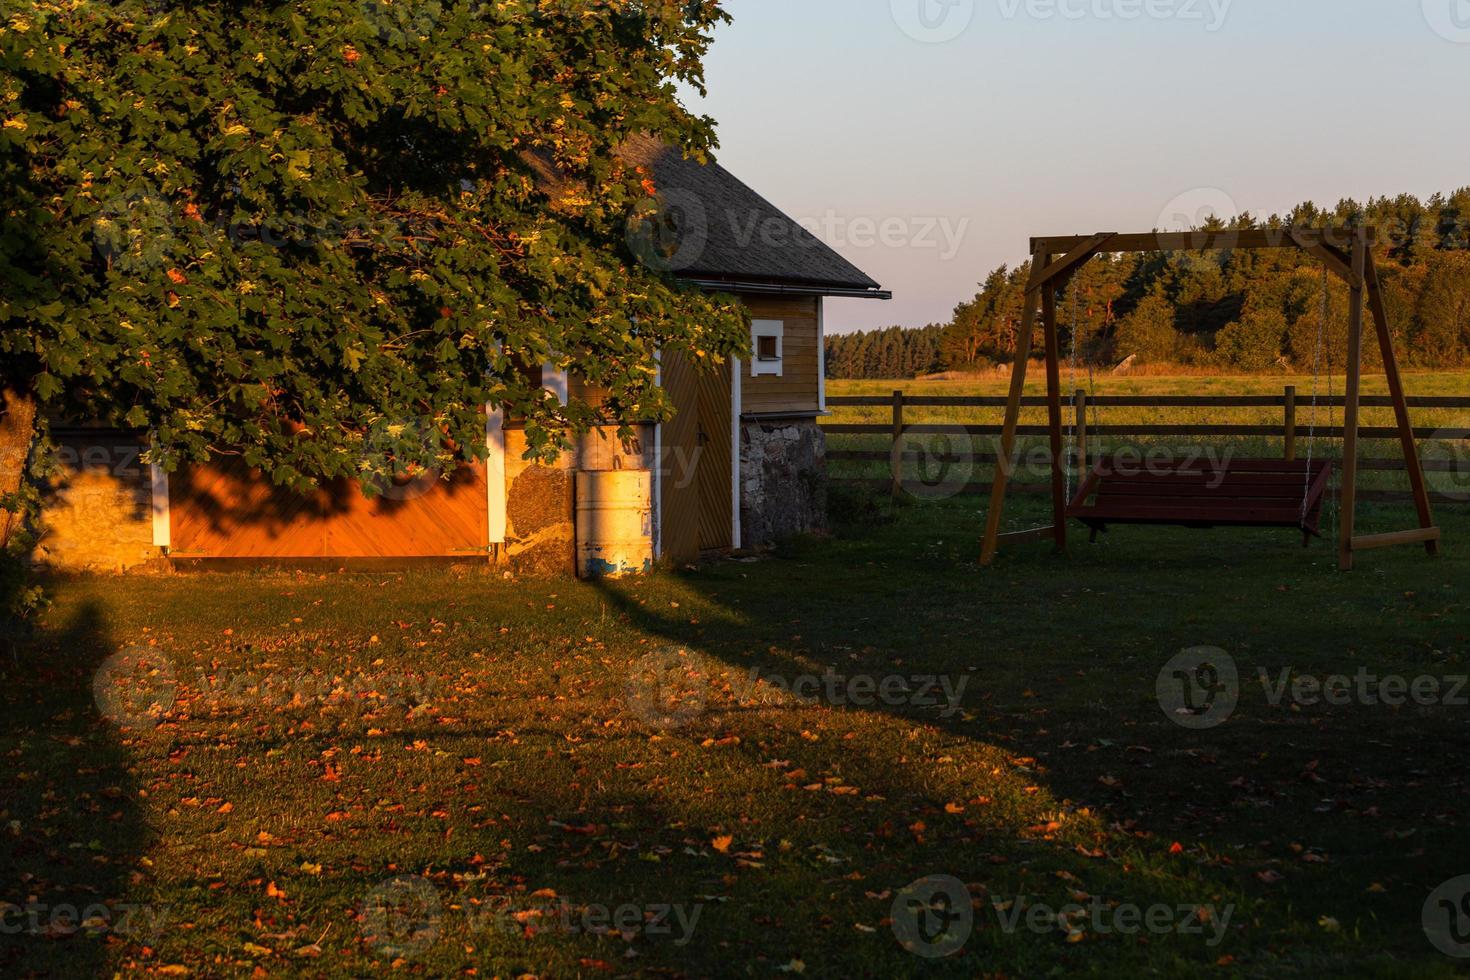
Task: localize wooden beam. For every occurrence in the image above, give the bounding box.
[981,245,1046,566]
[1028,233,1116,292]
[1287,229,1357,286]
[1031,227,1378,255]
[1041,280,1067,551]
[1339,232,1367,571]
[1365,251,1440,556]
[1351,527,1443,552]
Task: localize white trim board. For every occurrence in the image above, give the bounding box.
[816,298,827,413]
[653,353,663,559]
[486,404,507,545]
[149,439,170,549]
[730,357,741,549]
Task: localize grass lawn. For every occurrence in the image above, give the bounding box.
[4,494,1470,977]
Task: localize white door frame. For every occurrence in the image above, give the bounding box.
[730,356,741,549]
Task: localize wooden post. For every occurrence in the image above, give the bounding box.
[1075,389,1088,476]
[1339,232,1367,571]
[1283,385,1297,461]
[1042,282,1068,550]
[890,389,904,502]
[1364,252,1439,555]
[981,247,1046,565]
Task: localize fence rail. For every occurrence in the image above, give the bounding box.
[820,385,1470,505]
[827,394,1470,409]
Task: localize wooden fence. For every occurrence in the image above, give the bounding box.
[822,386,1470,505]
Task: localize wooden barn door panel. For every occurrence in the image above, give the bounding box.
[169,458,490,559]
[695,360,733,552]
[661,353,734,561]
[660,352,702,564]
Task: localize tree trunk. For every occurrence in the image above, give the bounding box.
[0,386,39,552]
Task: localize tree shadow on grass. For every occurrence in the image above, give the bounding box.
[0,598,156,978]
[581,503,1470,973]
[579,571,1261,974]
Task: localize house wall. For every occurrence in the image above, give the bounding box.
[502,424,654,576]
[739,419,827,549]
[739,294,821,416]
[34,429,161,572]
[731,294,828,548]
[39,288,830,571]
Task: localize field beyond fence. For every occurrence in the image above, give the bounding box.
[822,372,1470,505]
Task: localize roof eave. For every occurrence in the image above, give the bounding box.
[681,277,892,301]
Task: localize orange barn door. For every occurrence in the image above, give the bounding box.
[168,458,490,560]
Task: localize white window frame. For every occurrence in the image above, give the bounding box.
[750,320,784,378]
[542,361,569,405]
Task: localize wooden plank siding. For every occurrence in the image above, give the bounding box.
[169,459,490,559]
[740,294,821,416]
[659,350,733,562]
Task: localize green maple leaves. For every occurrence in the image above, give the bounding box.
[2,1,745,488]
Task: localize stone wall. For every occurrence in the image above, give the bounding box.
[502,429,576,577]
[739,418,827,550]
[35,430,161,572]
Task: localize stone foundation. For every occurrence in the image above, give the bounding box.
[34,430,161,572]
[739,418,827,550]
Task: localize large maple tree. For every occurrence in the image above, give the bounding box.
[0,0,746,555]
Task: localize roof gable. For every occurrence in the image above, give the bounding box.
[620,136,884,295]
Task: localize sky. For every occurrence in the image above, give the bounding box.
[680,0,1470,334]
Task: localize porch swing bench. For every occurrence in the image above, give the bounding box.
[1066,457,1334,541]
[980,227,1443,571]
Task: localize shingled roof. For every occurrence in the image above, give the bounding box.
[618,135,888,297]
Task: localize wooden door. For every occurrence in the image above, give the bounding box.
[660,353,733,563]
[169,458,490,559]
[695,359,733,552]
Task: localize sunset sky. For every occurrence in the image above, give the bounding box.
[684,0,1470,333]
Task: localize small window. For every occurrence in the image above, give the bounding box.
[750,320,784,377]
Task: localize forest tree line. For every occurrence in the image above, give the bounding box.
[825,191,1470,379]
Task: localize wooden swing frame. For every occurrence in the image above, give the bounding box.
[979,226,1442,571]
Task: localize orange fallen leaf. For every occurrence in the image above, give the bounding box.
[711,835,733,854]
